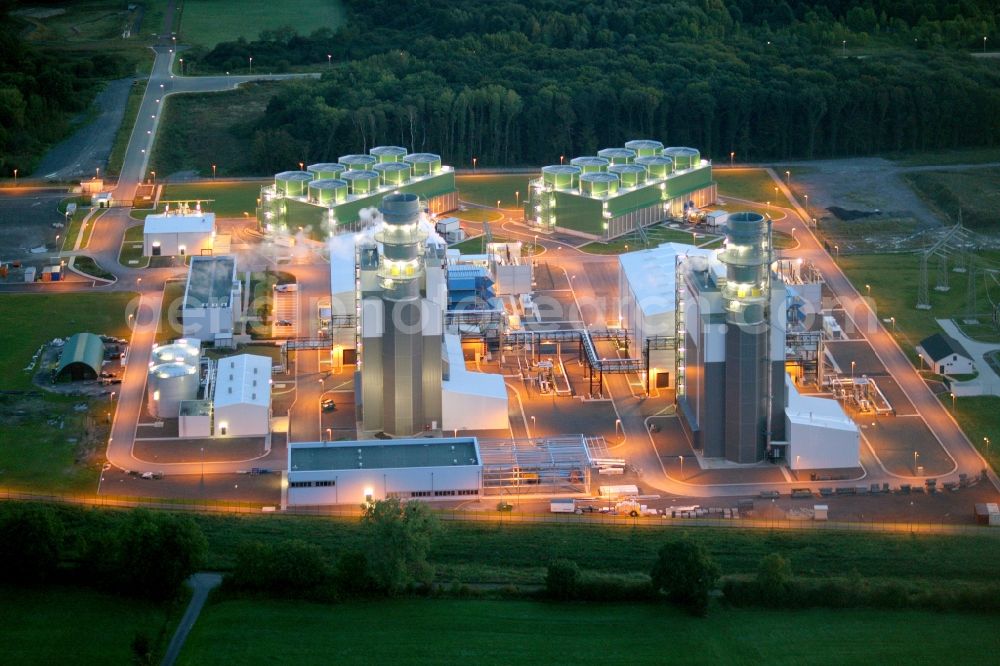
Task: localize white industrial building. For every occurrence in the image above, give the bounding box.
[618,242,717,390]
[182,255,242,344]
[211,354,272,437]
[327,234,358,369]
[441,334,508,431]
[143,206,216,257]
[784,376,860,470]
[286,437,483,506]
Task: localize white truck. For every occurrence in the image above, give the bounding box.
[550,498,576,513]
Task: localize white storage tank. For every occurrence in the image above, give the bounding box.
[147,361,200,419]
[150,339,201,366]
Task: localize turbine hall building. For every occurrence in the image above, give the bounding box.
[526,140,716,240]
[257,147,458,239]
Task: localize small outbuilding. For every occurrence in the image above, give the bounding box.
[55,332,105,381]
[211,353,271,437]
[916,333,974,376]
[143,207,216,257]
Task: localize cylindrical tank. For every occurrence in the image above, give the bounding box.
[274,171,312,197]
[369,146,408,163]
[147,361,199,419]
[307,163,346,180]
[624,140,664,157]
[341,170,380,195]
[338,154,378,170]
[597,147,637,165]
[150,339,201,367]
[579,172,620,196]
[373,162,412,186]
[663,147,701,170]
[541,165,582,189]
[635,155,674,179]
[570,156,610,173]
[403,153,442,176]
[608,163,647,188]
[308,178,349,204]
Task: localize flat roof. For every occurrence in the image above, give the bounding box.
[443,333,507,400]
[212,354,271,408]
[179,400,212,417]
[144,211,215,235]
[619,242,721,316]
[785,376,857,432]
[290,438,480,472]
[184,255,237,309]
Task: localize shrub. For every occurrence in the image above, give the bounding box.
[650,538,720,617]
[228,539,329,594]
[333,550,375,597]
[0,503,64,583]
[545,559,580,600]
[361,499,440,595]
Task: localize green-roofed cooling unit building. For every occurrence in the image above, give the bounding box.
[55,332,106,381]
[526,140,716,240]
[257,148,458,239]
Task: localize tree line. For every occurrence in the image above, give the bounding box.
[0,1,138,174]
[182,0,1000,169]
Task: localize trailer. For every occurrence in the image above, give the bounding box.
[550,498,576,514]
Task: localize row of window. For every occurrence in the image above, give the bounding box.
[289,480,336,488]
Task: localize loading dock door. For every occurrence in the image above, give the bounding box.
[655,371,670,388]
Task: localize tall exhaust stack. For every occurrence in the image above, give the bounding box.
[360,193,443,435]
[719,211,775,463]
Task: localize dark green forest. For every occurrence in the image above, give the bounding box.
[0,0,138,175]
[190,0,1000,167]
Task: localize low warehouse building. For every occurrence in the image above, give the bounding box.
[182,255,241,344]
[55,332,106,381]
[441,334,508,431]
[212,353,271,437]
[142,206,216,257]
[287,438,482,506]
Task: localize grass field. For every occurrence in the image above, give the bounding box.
[106,79,146,177]
[149,82,294,177]
[456,174,532,208]
[17,1,165,44]
[179,0,346,49]
[158,281,187,342]
[161,182,265,218]
[178,598,999,665]
[449,235,541,256]
[0,294,134,390]
[892,147,1000,167]
[903,169,1000,230]
[453,207,505,223]
[60,208,91,251]
[118,224,148,267]
[182,512,1000,583]
[715,169,791,207]
[838,252,1000,347]
[941,395,1000,472]
[0,584,181,665]
[580,226,721,255]
[72,255,115,281]
[0,293,134,491]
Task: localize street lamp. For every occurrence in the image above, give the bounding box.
[984,436,991,454]
[804,194,809,215]
[834,244,839,259]
[559,155,564,165]
[730,151,734,167]
[679,455,684,479]
[179,57,183,74]
[842,39,847,55]
[515,191,520,207]
[785,170,790,187]
[249,56,253,73]
[890,316,895,332]
[327,54,332,68]
[150,171,155,184]
[472,157,477,171]
[496,199,501,209]
[865,284,871,297]
[12,168,16,186]
[913,451,919,474]
[299,161,304,171]
[951,392,956,413]
[851,360,856,378]
[985,36,988,54]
